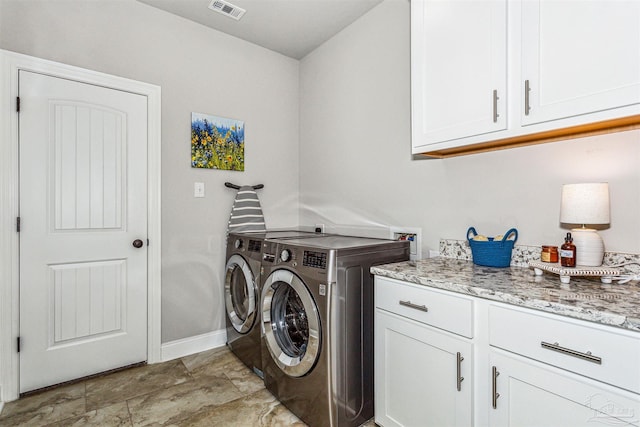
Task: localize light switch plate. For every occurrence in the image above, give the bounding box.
[194,182,205,198]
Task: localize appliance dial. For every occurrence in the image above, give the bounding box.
[280,249,292,262]
[234,239,243,249]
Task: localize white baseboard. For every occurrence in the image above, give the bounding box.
[160,329,227,362]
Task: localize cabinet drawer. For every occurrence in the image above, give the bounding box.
[489,304,640,394]
[375,277,473,338]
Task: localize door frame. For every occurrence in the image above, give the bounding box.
[0,49,162,402]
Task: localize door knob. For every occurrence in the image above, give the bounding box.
[132,239,144,248]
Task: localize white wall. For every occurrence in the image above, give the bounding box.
[0,0,300,342]
[299,0,640,255]
[2,0,639,346]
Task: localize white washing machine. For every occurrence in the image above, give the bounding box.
[260,235,410,427]
[224,229,328,377]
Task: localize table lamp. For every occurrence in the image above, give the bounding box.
[559,183,610,266]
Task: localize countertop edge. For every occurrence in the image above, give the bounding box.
[371,265,640,333]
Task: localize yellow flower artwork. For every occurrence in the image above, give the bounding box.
[191,112,245,171]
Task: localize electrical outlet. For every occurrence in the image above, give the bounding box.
[194,182,205,198]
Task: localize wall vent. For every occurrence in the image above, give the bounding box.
[208,0,246,20]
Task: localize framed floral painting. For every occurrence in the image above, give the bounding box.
[191,112,244,171]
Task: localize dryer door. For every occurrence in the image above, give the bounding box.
[262,269,321,377]
[225,254,257,333]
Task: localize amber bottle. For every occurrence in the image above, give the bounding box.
[560,232,576,267]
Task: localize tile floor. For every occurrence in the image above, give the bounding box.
[0,346,377,426]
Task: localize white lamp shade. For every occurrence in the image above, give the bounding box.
[560,183,610,225]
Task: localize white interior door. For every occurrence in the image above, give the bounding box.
[18,70,148,393]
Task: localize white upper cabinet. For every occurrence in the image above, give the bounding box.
[412,0,640,157]
[411,0,507,150]
[522,0,640,126]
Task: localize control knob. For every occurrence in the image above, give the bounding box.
[234,239,243,249]
[280,249,292,262]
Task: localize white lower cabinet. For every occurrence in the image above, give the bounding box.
[489,349,640,427]
[373,276,640,427]
[486,303,640,427]
[374,309,473,427]
[374,277,473,427]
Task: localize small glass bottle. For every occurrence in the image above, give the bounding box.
[560,232,576,267]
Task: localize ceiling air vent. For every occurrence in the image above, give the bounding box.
[208,0,246,20]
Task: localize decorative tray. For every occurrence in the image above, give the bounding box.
[528,261,621,284]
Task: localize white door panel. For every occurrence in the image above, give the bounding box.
[412,0,507,147]
[50,260,125,342]
[19,70,148,393]
[53,103,125,230]
[522,0,640,125]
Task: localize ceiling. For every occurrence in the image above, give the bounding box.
[137,0,385,59]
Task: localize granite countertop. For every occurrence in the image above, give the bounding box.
[371,257,640,332]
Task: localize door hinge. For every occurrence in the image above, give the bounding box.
[16,96,20,113]
[16,216,21,232]
[147,238,150,246]
[17,337,20,353]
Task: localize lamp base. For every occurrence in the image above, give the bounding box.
[571,228,604,267]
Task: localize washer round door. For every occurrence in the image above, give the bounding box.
[225,254,257,334]
[262,269,321,378]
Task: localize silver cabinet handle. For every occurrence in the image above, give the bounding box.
[541,341,602,364]
[492,366,500,409]
[456,352,464,391]
[492,89,499,123]
[399,300,428,312]
[524,80,531,115]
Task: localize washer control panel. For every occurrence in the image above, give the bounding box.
[262,243,329,271]
[303,250,327,269]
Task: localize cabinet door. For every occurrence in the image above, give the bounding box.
[489,350,640,427]
[374,309,472,427]
[521,0,640,126]
[412,0,507,150]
